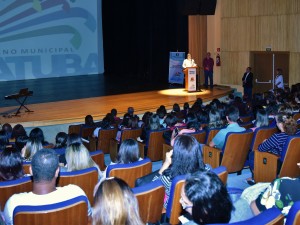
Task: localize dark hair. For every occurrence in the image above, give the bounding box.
[29,127,45,144]
[85,115,95,126]
[226,106,239,122]
[11,124,27,139]
[165,135,205,179]
[15,135,29,152]
[255,109,269,128]
[185,171,233,224]
[54,132,68,149]
[31,149,59,182]
[0,147,24,181]
[164,114,177,128]
[111,108,117,116]
[208,109,224,128]
[0,130,9,151]
[116,139,140,164]
[2,123,12,139]
[276,113,297,135]
[67,133,82,146]
[173,103,181,112]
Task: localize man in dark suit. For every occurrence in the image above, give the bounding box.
[242,67,253,101]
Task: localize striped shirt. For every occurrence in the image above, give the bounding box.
[258,132,289,156]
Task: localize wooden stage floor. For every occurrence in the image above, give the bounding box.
[0,86,233,127]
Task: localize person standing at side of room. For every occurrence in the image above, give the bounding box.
[202,52,214,89]
[275,68,284,90]
[242,67,253,101]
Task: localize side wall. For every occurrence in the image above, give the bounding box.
[207,0,300,92]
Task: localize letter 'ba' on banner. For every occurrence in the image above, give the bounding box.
[168,52,185,84]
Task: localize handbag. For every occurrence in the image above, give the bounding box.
[135,169,160,187]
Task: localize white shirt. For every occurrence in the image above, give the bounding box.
[182,59,197,68]
[3,184,92,225]
[275,74,284,89]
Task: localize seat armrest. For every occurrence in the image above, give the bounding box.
[254,150,279,183]
[203,145,222,168]
[138,142,146,159]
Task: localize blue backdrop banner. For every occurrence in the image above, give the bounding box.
[168,52,185,84]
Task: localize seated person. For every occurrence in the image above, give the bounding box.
[3,149,92,225]
[208,106,245,149]
[180,170,253,225]
[53,132,68,155]
[152,135,210,209]
[93,177,143,225]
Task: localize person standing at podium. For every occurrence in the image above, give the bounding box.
[182,53,198,89]
[182,53,197,68]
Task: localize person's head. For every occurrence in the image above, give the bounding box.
[29,127,45,144]
[246,67,251,72]
[156,107,166,119]
[127,107,134,116]
[15,135,29,152]
[187,53,191,60]
[22,138,43,160]
[2,123,12,137]
[169,135,205,178]
[0,147,24,181]
[65,143,97,172]
[226,106,239,123]
[206,52,211,58]
[11,124,27,139]
[182,171,233,224]
[54,132,68,149]
[85,115,95,126]
[276,68,283,75]
[31,149,59,183]
[67,133,82,146]
[117,139,140,164]
[164,114,177,128]
[208,109,223,128]
[93,177,143,225]
[255,109,269,128]
[111,108,117,117]
[127,116,138,129]
[275,113,297,135]
[183,102,190,111]
[149,114,161,130]
[173,103,181,112]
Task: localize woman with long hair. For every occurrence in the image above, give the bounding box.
[21,137,43,161]
[63,134,102,179]
[115,139,141,164]
[93,177,144,225]
[153,134,209,208]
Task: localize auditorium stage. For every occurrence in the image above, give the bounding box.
[0,75,233,127]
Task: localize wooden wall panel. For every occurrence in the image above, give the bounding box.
[221,52,250,85]
[220,0,300,86]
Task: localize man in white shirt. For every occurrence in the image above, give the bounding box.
[182,53,197,68]
[3,149,92,225]
[275,68,284,90]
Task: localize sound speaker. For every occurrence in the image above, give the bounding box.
[177,0,217,15]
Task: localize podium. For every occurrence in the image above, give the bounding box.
[183,67,197,92]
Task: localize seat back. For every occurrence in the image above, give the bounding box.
[81,126,95,139]
[146,129,168,161]
[106,158,152,188]
[23,161,31,174]
[58,167,98,205]
[13,195,88,225]
[190,130,207,144]
[293,112,300,121]
[132,180,165,224]
[97,128,117,154]
[166,166,228,225]
[250,126,278,151]
[205,127,222,145]
[90,150,106,171]
[68,124,82,135]
[120,128,142,142]
[221,131,253,173]
[279,136,300,178]
[286,201,300,225]
[208,207,284,225]
[0,176,32,210]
